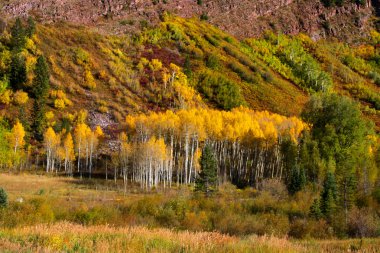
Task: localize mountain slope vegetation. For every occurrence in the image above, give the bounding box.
[1,15,380,130]
[0,14,379,241]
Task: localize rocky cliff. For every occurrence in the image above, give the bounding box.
[0,0,376,40]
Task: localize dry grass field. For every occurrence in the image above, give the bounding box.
[0,173,379,253]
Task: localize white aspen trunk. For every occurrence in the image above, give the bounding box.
[77,137,82,173]
[89,138,94,178]
[85,143,89,172]
[184,132,189,185]
[188,136,195,184]
[170,135,174,188]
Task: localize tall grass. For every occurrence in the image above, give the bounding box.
[1,222,379,252]
[0,222,304,253]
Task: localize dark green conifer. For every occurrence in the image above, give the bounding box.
[11,18,26,52]
[288,165,307,195]
[9,54,27,90]
[195,144,218,196]
[320,171,337,218]
[309,198,322,219]
[0,188,8,208]
[26,16,36,38]
[32,55,50,140]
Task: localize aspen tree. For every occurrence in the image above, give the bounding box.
[74,123,90,176]
[63,133,75,175]
[9,121,25,170]
[88,126,103,178]
[10,121,25,155]
[119,132,131,191]
[44,127,60,173]
[124,107,307,189]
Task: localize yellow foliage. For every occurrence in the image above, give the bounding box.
[54,99,65,109]
[126,107,307,144]
[98,105,108,113]
[297,33,313,44]
[98,70,107,80]
[149,59,163,71]
[355,45,375,59]
[25,38,37,53]
[74,123,91,158]
[94,126,104,137]
[13,90,29,105]
[146,137,169,161]
[63,133,75,161]
[44,127,60,149]
[75,48,92,66]
[45,111,55,121]
[24,53,37,75]
[0,90,12,105]
[370,30,380,45]
[0,50,11,74]
[10,121,25,152]
[168,64,203,108]
[76,110,88,124]
[84,68,96,89]
[56,90,65,99]
[49,56,64,78]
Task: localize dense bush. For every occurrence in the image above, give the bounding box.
[197,71,245,109]
[223,45,258,72]
[0,188,8,208]
[229,62,257,83]
[347,207,380,237]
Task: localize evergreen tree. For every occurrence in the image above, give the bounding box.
[281,138,298,179]
[337,172,357,223]
[32,56,50,99]
[300,167,306,188]
[302,93,375,214]
[33,100,46,141]
[309,198,322,219]
[9,54,27,90]
[299,133,321,184]
[287,165,307,195]
[183,55,192,77]
[10,18,26,52]
[0,188,8,208]
[302,93,373,168]
[26,16,36,38]
[195,144,218,196]
[320,171,337,218]
[32,56,50,140]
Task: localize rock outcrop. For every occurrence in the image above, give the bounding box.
[0,0,376,40]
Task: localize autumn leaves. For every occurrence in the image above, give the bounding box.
[43,124,103,176]
[123,107,308,188]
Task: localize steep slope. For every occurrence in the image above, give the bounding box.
[1,15,380,147]
[0,0,376,41]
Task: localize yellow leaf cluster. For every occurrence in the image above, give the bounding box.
[54,99,65,109]
[50,90,72,108]
[13,90,29,105]
[84,69,96,90]
[126,107,308,144]
[10,121,25,153]
[0,90,12,105]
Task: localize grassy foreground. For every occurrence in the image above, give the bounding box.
[0,173,379,252]
[0,222,379,253]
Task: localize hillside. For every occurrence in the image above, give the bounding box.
[0,0,376,41]
[1,15,380,136]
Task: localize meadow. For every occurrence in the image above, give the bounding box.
[0,173,379,252]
